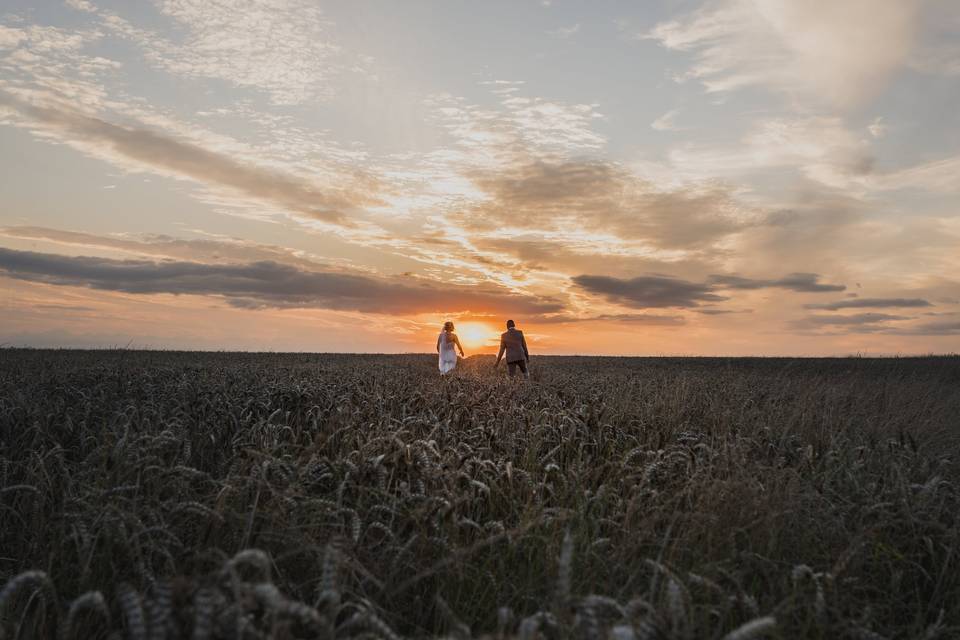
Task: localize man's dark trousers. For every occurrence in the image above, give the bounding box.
[507,360,528,378]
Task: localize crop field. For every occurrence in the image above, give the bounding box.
[0,350,958,639]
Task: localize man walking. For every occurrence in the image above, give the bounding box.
[495,319,530,379]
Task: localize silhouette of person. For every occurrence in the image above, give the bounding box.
[495,319,529,379]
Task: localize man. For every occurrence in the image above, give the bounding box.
[495,319,530,379]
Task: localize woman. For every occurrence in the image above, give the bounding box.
[437,321,465,375]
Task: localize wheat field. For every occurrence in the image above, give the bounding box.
[0,350,958,639]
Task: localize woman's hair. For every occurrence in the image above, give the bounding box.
[443,321,454,331]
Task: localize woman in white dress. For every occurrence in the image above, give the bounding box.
[437,321,465,375]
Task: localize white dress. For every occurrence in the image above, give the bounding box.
[438,331,458,375]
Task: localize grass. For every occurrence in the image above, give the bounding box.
[0,350,958,639]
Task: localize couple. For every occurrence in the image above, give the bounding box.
[437,319,530,379]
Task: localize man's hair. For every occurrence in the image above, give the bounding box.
[506,319,515,328]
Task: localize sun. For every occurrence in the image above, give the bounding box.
[456,322,498,350]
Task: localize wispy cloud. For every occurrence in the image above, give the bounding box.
[871,155,960,194]
[537,313,686,326]
[695,308,752,315]
[794,312,911,326]
[868,117,887,138]
[792,315,960,336]
[805,298,933,310]
[895,321,960,335]
[650,109,684,132]
[0,91,379,225]
[665,116,874,189]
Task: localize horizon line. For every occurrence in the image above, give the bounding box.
[2,346,958,359]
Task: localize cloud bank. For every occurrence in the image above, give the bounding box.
[710,273,845,292]
[0,226,330,270]
[572,274,727,309]
[574,271,844,309]
[0,247,563,316]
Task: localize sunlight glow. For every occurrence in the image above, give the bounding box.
[456,322,499,350]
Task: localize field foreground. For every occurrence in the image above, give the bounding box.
[1,350,959,639]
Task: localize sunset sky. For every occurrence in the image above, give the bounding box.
[1,0,959,355]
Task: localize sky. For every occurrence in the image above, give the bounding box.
[1,0,959,355]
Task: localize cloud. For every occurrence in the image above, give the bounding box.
[427,91,606,161]
[795,313,910,326]
[646,0,923,108]
[0,91,378,224]
[911,40,960,76]
[909,3,960,77]
[464,236,725,290]
[573,269,844,310]
[461,160,753,249]
[32,303,97,313]
[805,298,933,310]
[0,226,332,270]
[895,321,960,335]
[0,247,564,316]
[591,313,685,325]
[695,308,752,315]
[64,0,97,11]
[792,315,960,336]
[666,116,874,189]
[710,272,845,292]
[724,191,869,278]
[871,154,960,194]
[0,22,119,108]
[536,313,686,325]
[650,109,684,132]
[421,89,771,269]
[0,25,27,49]
[547,24,581,38]
[68,0,346,105]
[154,0,340,104]
[572,274,727,309]
[868,117,887,139]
